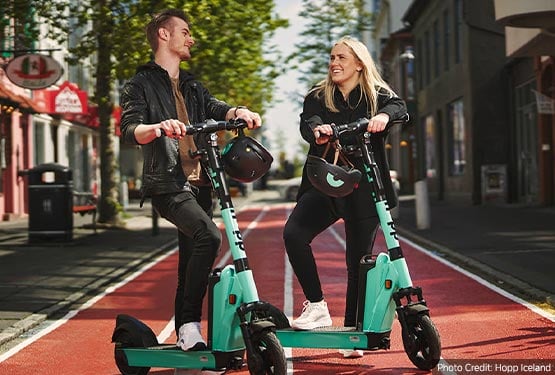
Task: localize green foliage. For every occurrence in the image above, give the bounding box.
[287,0,370,90]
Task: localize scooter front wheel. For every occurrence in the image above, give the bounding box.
[402,314,441,371]
[248,331,287,375]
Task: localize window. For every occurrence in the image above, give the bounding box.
[454,0,463,64]
[433,19,440,77]
[443,9,450,71]
[447,99,465,175]
[34,120,46,165]
[417,39,423,90]
[424,30,431,85]
[424,115,437,178]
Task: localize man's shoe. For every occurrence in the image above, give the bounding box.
[291,300,333,330]
[339,349,364,358]
[177,322,207,351]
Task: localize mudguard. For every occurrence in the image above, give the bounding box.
[112,314,158,347]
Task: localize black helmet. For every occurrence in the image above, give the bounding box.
[306,155,362,198]
[222,133,273,183]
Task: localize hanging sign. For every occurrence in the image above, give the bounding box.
[5,54,63,90]
[34,81,88,114]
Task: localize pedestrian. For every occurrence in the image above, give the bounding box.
[119,8,261,355]
[282,36,407,358]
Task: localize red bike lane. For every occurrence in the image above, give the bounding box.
[0,203,553,374]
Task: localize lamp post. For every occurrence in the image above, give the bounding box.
[400,46,430,229]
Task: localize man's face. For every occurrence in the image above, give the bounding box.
[165,17,195,61]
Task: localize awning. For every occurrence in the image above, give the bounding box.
[0,81,41,113]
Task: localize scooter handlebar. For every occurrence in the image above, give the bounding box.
[159,119,248,137]
[331,114,409,138]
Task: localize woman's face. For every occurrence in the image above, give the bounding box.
[329,43,362,87]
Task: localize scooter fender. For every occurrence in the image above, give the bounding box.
[112,314,158,347]
[210,265,246,351]
[361,253,398,333]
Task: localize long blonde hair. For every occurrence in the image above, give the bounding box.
[311,36,395,115]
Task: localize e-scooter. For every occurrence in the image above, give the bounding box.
[271,117,442,371]
[112,119,287,375]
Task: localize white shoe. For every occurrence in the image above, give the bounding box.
[291,300,333,330]
[177,322,207,351]
[339,349,364,358]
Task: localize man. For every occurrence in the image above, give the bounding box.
[120,8,261,353]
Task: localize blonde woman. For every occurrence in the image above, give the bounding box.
[283,36,407,358]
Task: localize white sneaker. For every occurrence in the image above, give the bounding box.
[177,322,207,351]
[291,300,333,330]
[339,349,364,358]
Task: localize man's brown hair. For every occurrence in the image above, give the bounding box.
[145,9,190,52]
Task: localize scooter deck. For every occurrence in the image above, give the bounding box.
[275,327,391,350]
[118,345,244,370]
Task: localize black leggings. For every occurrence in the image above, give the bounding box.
[283,188,378,327]
[151,187,221,333]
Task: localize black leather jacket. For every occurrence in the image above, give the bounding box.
[120,62,231,197]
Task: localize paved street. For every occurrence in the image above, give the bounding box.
[0,192,553,374]
[0,188,554,360]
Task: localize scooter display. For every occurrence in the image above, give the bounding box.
[111,119,287,375]
[271,117,442,371]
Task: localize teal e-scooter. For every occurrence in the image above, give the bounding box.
[271,117,441,371]
[112,120,287,375]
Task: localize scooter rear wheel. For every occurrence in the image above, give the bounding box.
[248,331,287,375]
[402,314,441,371]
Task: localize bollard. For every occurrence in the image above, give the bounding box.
[415,180,430,229]
[120,181,129,210]
[152,207,159,236]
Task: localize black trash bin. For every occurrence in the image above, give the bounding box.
[25,163,73,242]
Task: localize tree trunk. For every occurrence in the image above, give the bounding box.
[95,3,121,225]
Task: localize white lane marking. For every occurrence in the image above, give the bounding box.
[0,247,178,363]
[401,235,555,322]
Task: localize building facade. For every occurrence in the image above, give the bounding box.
[403,0,513,204]
[493,0,555,206]
[0,7,105,221]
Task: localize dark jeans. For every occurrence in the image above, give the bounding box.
[151,187,221,333]
[283,188,378,326]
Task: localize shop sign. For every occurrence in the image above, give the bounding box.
[34,81,88,114]
[5,54,63,90]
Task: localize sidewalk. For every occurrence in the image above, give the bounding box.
[1,190,554,353]
[0,200,178,351]
[394,196,555,309]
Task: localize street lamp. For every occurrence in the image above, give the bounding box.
[400,46,430,229]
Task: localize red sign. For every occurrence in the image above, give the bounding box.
[34,81,88,114]
[5,54,63,89]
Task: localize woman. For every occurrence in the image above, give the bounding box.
[283,36,407,357]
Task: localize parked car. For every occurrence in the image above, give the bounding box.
[271,171,399,203]
[273,177,301,202]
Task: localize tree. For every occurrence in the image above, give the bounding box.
[287,0,370,90]
[3,0,287,225]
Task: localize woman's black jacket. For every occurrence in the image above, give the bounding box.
[298,86,407,219]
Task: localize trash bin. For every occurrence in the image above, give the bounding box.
[25,163,73,242]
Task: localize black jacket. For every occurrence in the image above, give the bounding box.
[120,62,231,197]
[298,85,407,219]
